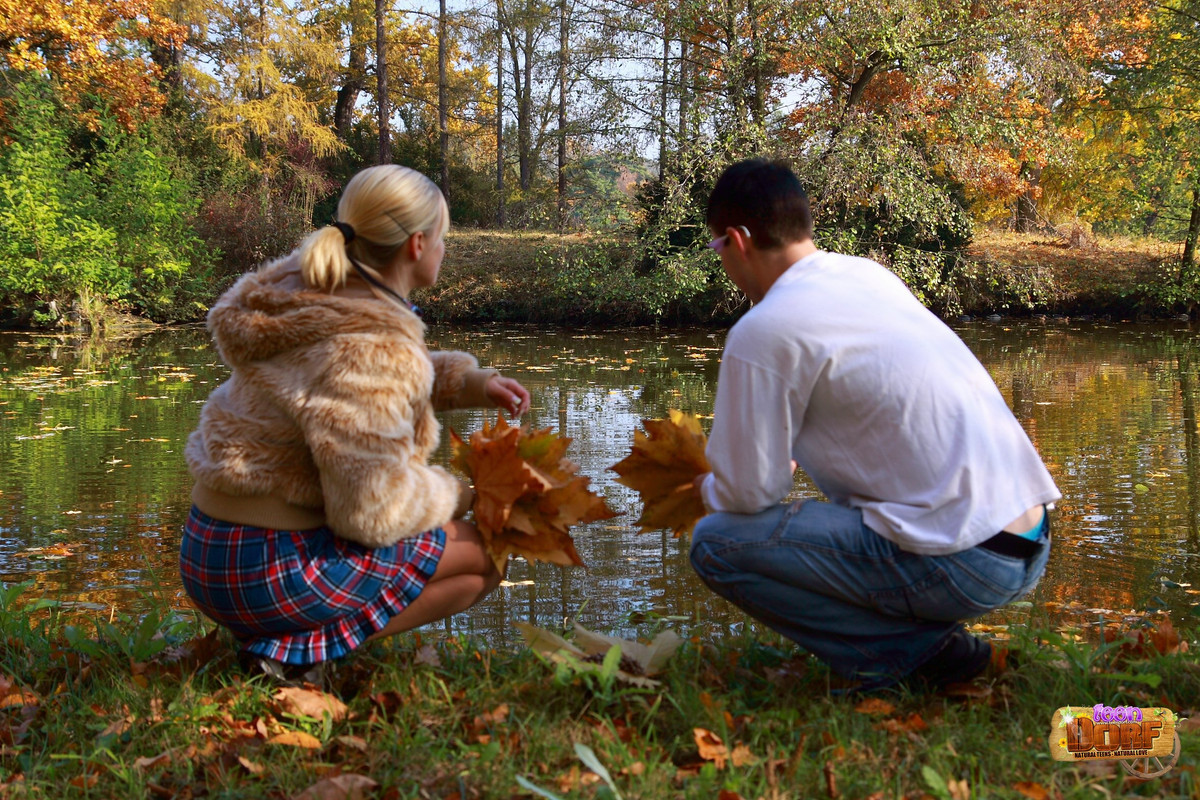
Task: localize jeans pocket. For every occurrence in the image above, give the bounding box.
[940,546,1040,612]
[867,565,985,623]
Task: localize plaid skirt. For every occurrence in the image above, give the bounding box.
[180,506,445,665]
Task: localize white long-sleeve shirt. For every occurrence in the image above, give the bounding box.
[700,250,1061,556]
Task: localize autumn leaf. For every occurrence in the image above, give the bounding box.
[272,687,349,723]
[694,727,729,768]
[292,774,379,800]
[451,413,616,573]
[1014,782,1050,800]
[853,697,895,716]
[876,713,930,734]
[267,730,323,749]
[610,410,709,537]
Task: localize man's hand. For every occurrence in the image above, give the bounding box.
[485,375,531,418]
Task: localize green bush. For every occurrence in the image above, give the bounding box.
[0,80,125,325]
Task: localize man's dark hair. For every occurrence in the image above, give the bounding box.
[706,158,813,249]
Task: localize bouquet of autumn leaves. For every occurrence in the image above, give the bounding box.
[610,409,710,537]
[450,414,617,574]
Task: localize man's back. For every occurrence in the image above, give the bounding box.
[705,249,1059,555]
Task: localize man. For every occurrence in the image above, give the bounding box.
[689,159,1060,690]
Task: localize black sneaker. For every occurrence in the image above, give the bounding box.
[907,628,993,689]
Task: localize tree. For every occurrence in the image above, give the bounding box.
[0,0,184,130]
[377,0,391,162]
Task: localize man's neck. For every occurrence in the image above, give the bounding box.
[754,239,817,298]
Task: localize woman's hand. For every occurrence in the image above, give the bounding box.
[485,375,531,418]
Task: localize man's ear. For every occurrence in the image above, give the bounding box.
[728,226,751,256]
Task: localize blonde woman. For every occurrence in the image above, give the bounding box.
[181,165,529,676]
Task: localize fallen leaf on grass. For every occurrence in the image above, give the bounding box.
[451,414,616,573]
[695,727,729,768]
[853,698,895,716]
[1104,617,1181,657]
[334,735,368,752]
[730,743,757,767]
[268,730,323,749]
[0,687,40,710]
[414,643,441,667]
[515,621,682,687]
[466,704,511,744]
[292,774,378,800]
[237,756,264,774]
[273,687,349,723]
[610,410,709,537]
[876,713,929,734]
[1014,782,1049,800]
[133,752,173,771]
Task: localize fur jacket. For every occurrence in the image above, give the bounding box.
[185,255,498,548]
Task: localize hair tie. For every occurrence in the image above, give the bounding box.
[332,221,356,244]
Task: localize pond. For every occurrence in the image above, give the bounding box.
[1,321,1198,649]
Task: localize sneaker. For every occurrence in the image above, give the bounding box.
[907,628,993,689]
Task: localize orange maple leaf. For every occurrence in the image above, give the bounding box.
[610,410,710,537]
[450,414,615,573]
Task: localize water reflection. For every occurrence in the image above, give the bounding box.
[2,322,1200,647]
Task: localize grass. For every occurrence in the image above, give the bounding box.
[964,231,1183,317]
[2,580,1199,799]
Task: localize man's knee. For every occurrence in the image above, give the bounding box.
[689,515,723,579]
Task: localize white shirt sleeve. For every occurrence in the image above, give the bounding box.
[701,352,798,514]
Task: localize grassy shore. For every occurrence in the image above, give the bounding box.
[2,578,1198,799]
[416,230,1186,326]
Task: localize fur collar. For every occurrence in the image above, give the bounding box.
[208,254,426,366]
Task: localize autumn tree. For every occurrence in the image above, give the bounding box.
[0,0,184,130]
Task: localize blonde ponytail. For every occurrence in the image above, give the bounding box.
[297,164,448,292]
[298,225,356,291]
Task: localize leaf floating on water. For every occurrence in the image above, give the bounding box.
[1134,483,1150,493]
[450,413,616,573]
[609,410,709,537]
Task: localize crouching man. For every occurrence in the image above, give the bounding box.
[689,158,1060,691]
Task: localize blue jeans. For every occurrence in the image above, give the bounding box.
[689,499,1050,689]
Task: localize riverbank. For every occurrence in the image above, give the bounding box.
[0,229,1184,332]
[414,229,1185,326]
[0,582,1196,798]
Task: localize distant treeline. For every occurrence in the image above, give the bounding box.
[1,0,1198,327]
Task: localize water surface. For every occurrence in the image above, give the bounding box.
[1,321,1198,646]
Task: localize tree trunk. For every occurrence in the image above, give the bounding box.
[375,0,390,164]
[495,5,506,227]
[1183,185,1200,270]
[749,0,764,125]
[678,35,688,150]
[438,0,450,201]
[556,0,568,229]
[519,28,533,193]
[659,15,670,178]
[1014,162,1042,233]
[335,0,367,139]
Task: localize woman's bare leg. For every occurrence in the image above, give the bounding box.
[365,519,501,641]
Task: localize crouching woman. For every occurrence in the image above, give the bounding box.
[181,165,530,672]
